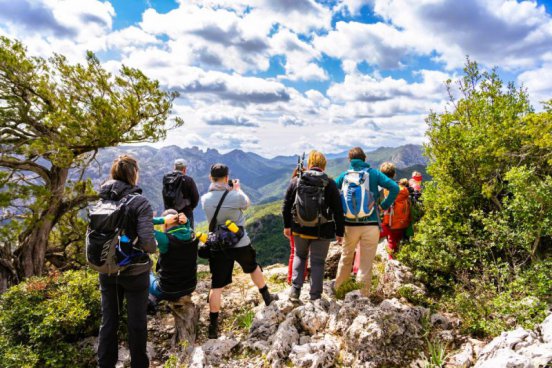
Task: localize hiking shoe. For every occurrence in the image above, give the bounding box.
[208,312,219,339]
[288,287,301,301]
[260,286,279,306]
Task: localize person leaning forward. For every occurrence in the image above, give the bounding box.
[334,147,399,297]
[200,163,278,339]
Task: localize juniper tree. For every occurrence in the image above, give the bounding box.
[0,36,183,284]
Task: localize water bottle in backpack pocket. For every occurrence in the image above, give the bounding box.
[341,169,376,220]
[85,194,143,275]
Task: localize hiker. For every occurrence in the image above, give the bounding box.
[97,155,156,368]
[287,166,308,285]
[201,163,277,339]
[162,159,200,228]
[334,149,399,297]
[282,150,345,301]
[409,171,423,202]
[148,210,197,311]
[379,166,412,259]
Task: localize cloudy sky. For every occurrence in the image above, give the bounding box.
[1,0,551,156]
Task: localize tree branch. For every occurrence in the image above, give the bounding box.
[0,157,51,185]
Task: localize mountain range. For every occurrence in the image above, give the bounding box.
[85,144,429,242]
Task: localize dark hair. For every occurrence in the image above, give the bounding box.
[348,147,366,161]
[210,163,229,179]
[110,155,139,186]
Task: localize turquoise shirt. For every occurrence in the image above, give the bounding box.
[152,217,192,254]
[335,159,400,224]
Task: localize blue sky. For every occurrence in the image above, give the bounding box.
[1,0,551,156]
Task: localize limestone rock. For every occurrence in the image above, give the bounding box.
[188,347,206,368]
[447,341,475,368]
[474,348,533,368]
[266,316,300,366]
[296,299,330,335]
[201,336,239,366]
[249,299,295,341]
[541,314,552,344]
[344,298,428,366]
[289,335,339,368]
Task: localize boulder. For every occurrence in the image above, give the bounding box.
[344,298,428,366]
[249,299,295,341]
[541,314,552,344]
[266,316,300,366]
[296,299,330,335]
[289,335,340,368]
[201,336,239,366]
[447,341,476,368]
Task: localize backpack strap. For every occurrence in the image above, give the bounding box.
[209,190,230,233]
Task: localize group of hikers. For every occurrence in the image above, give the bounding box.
[87,147,422,368]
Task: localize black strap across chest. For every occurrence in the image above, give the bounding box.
[209,190,229,232]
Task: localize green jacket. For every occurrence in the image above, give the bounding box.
[335,159,400,224]
[153,217,193,254]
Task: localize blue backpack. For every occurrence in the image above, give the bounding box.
[340,169,376,220]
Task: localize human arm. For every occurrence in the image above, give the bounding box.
[334,171,346,190]
[134,197,157,254]
[153,230,169,254]
[377,171,400,210]
[233,181,251,210]
[187,177,200,210]
[327,179,345,238]
[282,179,296,230]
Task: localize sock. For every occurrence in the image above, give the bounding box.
[209,312,219,323]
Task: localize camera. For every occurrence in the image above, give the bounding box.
[227,179,233,188]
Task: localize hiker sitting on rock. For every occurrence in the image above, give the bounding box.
[201,163,278,339]
[148,209,198,312]
[282,150,345,301]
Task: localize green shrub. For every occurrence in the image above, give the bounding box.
[0,270,101,367]
[231,308,256,332]
[335,278,363,300]
[399,60,552,338]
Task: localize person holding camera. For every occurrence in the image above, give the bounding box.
[200,163,278,339]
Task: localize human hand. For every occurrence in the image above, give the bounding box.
[165,214,178,224]
[177,213,188,224]
[336,236,344,245]
[232,179,241,191]
[283,228,291,239]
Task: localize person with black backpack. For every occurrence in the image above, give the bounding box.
[162,158,199,228]
[282,150,345,301]
[201,163,278,339]
[88,155,156,368]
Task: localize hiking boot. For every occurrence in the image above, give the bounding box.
[208,312,219,339]
[259,286,278,306]
[288,286,301,301]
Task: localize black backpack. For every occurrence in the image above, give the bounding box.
[293,170,331,228]
[162,172,185,210]
[85,194,139,275]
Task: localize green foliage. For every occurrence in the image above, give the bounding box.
[399,59,552,337]
[0,36,183,279]
[232,308,256,332]
[0,270,100,367]
[424,339,448,368]
[335,278,363,300]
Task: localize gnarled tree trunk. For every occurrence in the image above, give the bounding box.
[15,166,69,279]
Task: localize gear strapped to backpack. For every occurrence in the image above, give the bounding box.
[162,172,189,210]
[341,168,376,221]
[85,193,145,275]
[293,170,331,228]
[205,190,244,252]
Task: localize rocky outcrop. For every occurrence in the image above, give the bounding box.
[471,316,552,368]
[247,287,430,368]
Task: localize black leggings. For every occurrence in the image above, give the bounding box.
[98,271,149,368]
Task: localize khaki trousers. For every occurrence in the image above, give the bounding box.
[335,225,380,296]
